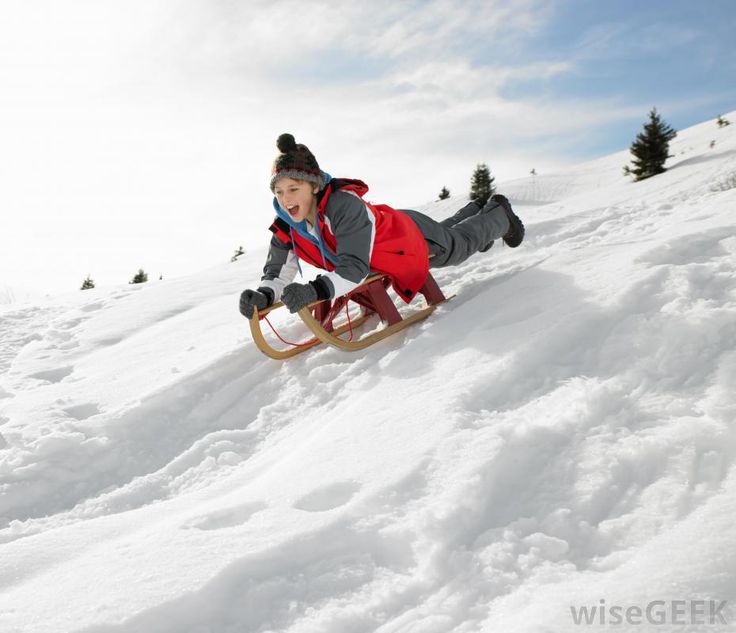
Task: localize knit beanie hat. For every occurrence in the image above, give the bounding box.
[270,133,324,191]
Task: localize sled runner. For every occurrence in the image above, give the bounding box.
[249,272,451,359]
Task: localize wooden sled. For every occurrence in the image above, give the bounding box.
[249,272,452,359]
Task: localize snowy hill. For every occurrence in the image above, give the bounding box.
[1,112,736,633]
[0,284,44,306]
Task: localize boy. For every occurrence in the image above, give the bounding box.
[240,133,524,318]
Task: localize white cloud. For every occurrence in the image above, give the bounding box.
[0,0,649,293]
[570,19,702,62]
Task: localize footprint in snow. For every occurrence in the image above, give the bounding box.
[56,317,86,329]
[63,402,101,420]
[46,329,74,342]
[183,501,268,530]
[97,337,123,347]
[293,481,361,512]
[29,366,74,383]
[79,301,105,313]
[57,340,81,351]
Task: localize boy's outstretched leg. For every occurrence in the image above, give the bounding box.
[436,195,525,252]
[401,195,525,268]
[439,201,481,228]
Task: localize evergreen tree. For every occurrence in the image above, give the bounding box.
[80,276,95,290]
[717,115,731,128]
[469,163,496,206]
[130,269,148,284]
[438,187,450,200]
[626,108,677,181]
[231,246,245,262]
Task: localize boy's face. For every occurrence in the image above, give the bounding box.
[273,177,319,223]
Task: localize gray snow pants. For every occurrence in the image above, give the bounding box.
[400,200,510,268]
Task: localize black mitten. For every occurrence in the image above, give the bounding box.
[239,287,274,318]
[281,282,319,313]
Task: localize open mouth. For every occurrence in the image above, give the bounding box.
[287,206,300,217]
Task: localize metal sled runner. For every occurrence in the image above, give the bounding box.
[249,272,451,359]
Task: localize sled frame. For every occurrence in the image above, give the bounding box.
[250,272,451,358]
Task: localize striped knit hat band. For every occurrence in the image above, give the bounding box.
[270,133,323,191]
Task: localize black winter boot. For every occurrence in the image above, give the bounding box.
[490,194,525,248]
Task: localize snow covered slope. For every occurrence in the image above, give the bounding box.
[0,284,44,306]
[1,112,736,633]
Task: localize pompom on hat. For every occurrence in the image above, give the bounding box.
[270,133,324,191]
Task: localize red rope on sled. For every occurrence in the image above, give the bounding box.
[263,301,356,348]
[263,315,318,347]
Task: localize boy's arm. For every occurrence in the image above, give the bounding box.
[319,191,375,298]
[258,235,299,303]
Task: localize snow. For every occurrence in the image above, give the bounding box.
[1,112,736,632]
[0,285,45,307]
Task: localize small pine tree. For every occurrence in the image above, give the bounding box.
[469,163,496,206]
[710,140,716,149]
[231,246,245,262]
[717,115,731,128]
[80,275,95,290]
[626,108,677,181]
[130,269,148,284]
[438,187,450,200]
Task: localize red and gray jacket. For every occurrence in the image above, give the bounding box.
[259,178,429,303]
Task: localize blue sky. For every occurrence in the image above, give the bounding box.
[501,0,736,154]
[1,0,735,293]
